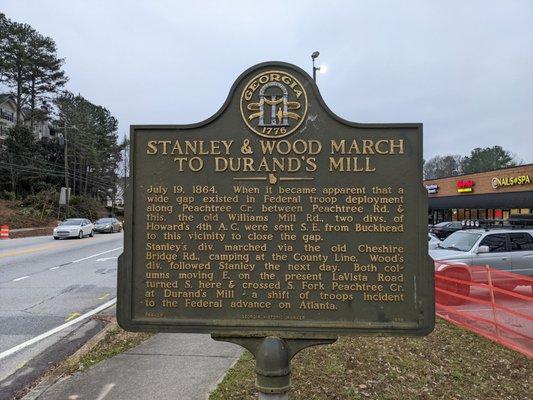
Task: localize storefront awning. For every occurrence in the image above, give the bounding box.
[428,191,533,210]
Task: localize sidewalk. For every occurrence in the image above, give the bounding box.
[28,333,242,400]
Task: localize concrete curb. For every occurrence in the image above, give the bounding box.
[204,355,242,400]
[9,227,55,239]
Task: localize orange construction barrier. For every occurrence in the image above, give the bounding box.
[0,225,9,240]
[435,261,533,358]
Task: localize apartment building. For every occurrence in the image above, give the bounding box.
[0,93,55,144]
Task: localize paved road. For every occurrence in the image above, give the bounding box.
[0,232,123,385]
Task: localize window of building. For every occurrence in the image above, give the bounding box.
[0,108,14,122]
[479,234,507,252]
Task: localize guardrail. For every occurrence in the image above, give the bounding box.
[435,262,532,358]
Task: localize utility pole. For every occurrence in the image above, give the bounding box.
[63,121,69,218]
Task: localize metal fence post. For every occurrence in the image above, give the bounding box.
[486,264,502,342]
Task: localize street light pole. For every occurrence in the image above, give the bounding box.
[311,51,320,82]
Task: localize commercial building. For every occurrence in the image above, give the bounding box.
[424,164,533,224]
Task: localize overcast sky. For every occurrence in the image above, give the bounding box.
[3,1,532,162]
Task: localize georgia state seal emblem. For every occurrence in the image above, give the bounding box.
[240,70,308,139]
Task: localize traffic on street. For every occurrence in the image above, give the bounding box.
[0,232,122,396]
[1,3,532,400]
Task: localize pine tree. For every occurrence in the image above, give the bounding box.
[0,14,34,124]
[462,146,518,174]
[26,33,68,129]
[0,13,67,126]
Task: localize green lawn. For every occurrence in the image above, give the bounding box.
[210,319,532,400]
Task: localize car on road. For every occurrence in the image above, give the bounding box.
[429,221,463,240]
[94,218,122,233]
[53,218,94,240]
[430,229,533,304]
[428,232,441,249]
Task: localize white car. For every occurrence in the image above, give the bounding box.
[53,218,94,240]
[428,233,441,249]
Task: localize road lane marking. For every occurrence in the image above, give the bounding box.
[71,247,122,264]
[1,243,64,259]
[65,312,81,321]
[0,246,122,285]
[96,257,118,262]
[98,293,110,300]
[0,236,120,259]
[0,298,117,360]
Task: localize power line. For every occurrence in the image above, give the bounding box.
[0,161,117,189]
[2,150,120,187]
[0,156,116,188]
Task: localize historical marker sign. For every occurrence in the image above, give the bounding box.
[117,62,434,337]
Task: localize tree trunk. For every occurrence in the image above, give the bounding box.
[83,161,89,196]
[7,153,17,194]
[15,66,23,125]
[29,78,36,131]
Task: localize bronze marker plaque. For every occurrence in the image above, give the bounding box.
[117,62,434,337]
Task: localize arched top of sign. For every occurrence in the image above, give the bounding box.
[136,61,421,133]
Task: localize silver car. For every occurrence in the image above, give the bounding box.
[53,218,95,240]
[94,218,122,233]
[430,229,533,303]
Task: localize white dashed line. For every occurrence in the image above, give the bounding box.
[96,257,118,262]
[71,247,122,264]
[12,276,29,282]
[50,266,59,270]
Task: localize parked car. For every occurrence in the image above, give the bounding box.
[429,221,463,240]
[94,218,122,233]
[53,218,94,239]
[428,233,441,249]
[430,229,533,304]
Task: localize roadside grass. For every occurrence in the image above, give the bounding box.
[209,319,532,400]
[14,320,154,400]
[61,324,153,374]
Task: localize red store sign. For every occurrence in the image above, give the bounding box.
[456,179,475,193]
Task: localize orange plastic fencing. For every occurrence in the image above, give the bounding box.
[434,262,533,358]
